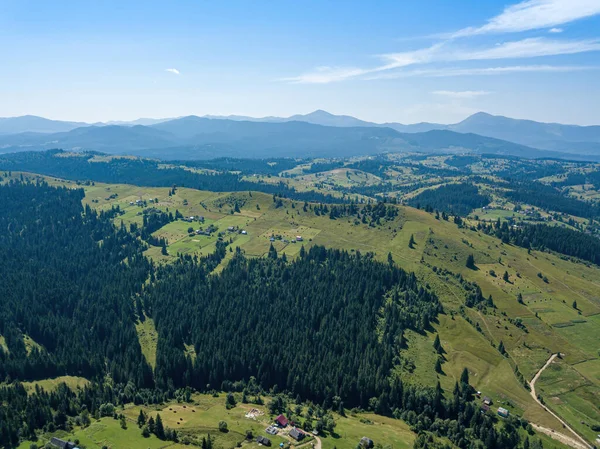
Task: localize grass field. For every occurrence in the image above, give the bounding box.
[21,376,90,393]
[8,172,599,448]
[21,393,420,449]
[136,317,159,369]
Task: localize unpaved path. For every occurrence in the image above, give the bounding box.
[529,354,592,449]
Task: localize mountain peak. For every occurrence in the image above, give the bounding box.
[304,109,335,117]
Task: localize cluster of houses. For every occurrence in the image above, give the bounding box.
[260,414,306,445]
[269,235,302,243]
[185,215,205,223]
[227,226,248,235]
[479,394,509,418]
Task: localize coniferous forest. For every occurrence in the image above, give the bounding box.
[0,181,543,449]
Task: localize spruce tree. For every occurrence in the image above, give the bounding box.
[154,413,165,440]
[466,254,476,269]
[137,409,146,428]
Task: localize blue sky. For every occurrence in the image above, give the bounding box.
[1,0,599,124]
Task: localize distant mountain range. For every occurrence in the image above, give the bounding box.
[0,111,598,160]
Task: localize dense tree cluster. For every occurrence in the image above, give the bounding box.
[0,180,153,386]
[346,158,393,177]
[480,220,600,265]
[308,201,399,224]
[303,161,344,174]
[502,181,599,218]
[408,183,490,216]
[145,245,441,401]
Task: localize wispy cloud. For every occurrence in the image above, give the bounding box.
[165,68,180,75]
[450,0,600,37]
[450,37,600,60]
[283,0,600,84]
[285,38,600,83]
[364,65,594,80]
[432,90,491,98]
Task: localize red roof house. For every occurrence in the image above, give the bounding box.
[275,414,289,427]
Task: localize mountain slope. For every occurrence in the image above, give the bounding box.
[0,115,89,134]
[447,112,600,154]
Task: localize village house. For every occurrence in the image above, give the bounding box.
[482,396,492,406]
[275,414,289,427]
[289,427,305,441]
[50,437,79,449]
[257,436,272,446]
[497,407,509,418]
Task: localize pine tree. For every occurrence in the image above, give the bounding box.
[268,244,277,260]
[498,340,506,356]
[148,416,155,434]
[154,413,165,440]
[137,409,146,428]
[433,334,441,352]
[503,271,510,282]
[460,367,469,385]
[466,254,476,269]
[408,234,416,249]
[435,358,442,374]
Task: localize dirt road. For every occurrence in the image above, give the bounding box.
[529,354,592,449]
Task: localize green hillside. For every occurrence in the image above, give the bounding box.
[1,169,598,449]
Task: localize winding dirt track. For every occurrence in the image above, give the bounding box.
[529,354,592,449]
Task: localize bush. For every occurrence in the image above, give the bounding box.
[218,420,228,432]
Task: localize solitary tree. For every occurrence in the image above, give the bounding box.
[503,271,510,282]
[460,367,469,385]
[408,234,416,249]
[466,254,476,269]
[433,334,442,354]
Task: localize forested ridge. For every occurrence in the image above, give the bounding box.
[502,181,600,218]
[480,219,600,265]
[408,183,490,216]
[0,150,342,204]
[0,181,540,449]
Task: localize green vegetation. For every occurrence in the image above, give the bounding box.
[2,151,600,449]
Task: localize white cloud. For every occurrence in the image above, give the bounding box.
[549,27,564,32]
[432,90,491,98]
[364,65,594,80]
[455,37,600,60]
[285,38,600,83]
[450,0,600,37]
[165,68,180,75]
[281,66,371,84]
